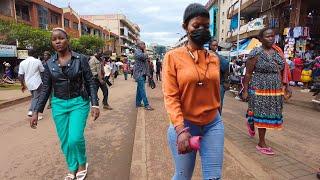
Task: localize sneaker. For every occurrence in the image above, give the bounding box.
[38,116,43,121]
[27,111,33,117]
[235,96,242,101]
[144,106,154,111]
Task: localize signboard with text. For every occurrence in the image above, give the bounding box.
[17,50,29,59]
[0,44,17,57]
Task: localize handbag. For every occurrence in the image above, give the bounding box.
[148,77,156,89]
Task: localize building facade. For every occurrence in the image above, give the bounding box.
[0,0,126,55]
[81,14,141,55]
[225,0,320,59]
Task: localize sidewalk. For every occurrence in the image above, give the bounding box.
[0,89,31,109]
[130,83,317,180]
[130,83,257,180]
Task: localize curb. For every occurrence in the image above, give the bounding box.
[129,108,147,180]
[0,96,31,110]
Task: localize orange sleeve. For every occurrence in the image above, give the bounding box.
[162,52,184,128]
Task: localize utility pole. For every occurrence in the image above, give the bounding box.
[236,0,242,60]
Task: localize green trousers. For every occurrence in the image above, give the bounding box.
[51,96,90,172]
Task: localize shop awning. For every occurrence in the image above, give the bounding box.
[245,38,261,51]
[230,38,261,56]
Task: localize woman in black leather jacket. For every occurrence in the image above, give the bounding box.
[31,28,100,180]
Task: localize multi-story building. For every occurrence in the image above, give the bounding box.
[206,0,219,40]
[224,0,320,58]
[205,0,235,43]
[0,0,63,30]
[225,0,319,42]
[0,0,122,54]
[81,14,141,55]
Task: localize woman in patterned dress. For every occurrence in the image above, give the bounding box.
[242,28,285,155]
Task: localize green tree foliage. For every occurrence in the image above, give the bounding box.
[70,35,105,55]
[0,20,106,57]
[0,20,51,57]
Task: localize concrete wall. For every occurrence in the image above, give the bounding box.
[218,0,233,42]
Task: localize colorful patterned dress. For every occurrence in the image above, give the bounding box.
[247,47,284,129]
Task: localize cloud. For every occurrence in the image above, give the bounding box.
[141,6,161,14]
[48,0,208,46]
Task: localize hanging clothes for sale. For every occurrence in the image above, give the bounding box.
[303,27,310,38]
[275,34,281,44]
[283,28,289,36]
[293,27,302,38]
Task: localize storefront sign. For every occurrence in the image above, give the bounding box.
[17,50,29,59]
[0,44,17,57]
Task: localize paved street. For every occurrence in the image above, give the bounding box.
[131,81,319,180]
[0,77,137,180]
[0,77,319,179]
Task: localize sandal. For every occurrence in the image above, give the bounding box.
[76,163,88,180]
[246,122,255,137]
[64,173,75,180]
[256,145,275,155]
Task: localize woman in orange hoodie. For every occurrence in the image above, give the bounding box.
[163,3,224,180]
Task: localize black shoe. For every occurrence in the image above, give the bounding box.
[136,104,144,108]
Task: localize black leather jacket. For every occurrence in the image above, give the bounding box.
[35,51,99,113]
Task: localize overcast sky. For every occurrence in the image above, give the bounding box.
[47,0,207,46]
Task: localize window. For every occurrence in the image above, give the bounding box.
[221,38,224,41]
[222,29,224,33]
[37,5,48,29]
[222,12,225,16]
[51,13,59,25]
[15,4,30,21]
[222,20,224,25]
[222,0,225,3]
[73,22,78,30]
[64,18,70,28]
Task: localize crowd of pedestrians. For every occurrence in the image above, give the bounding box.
[9,2,320,180]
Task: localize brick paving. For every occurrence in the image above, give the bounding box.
[130,82,318,180]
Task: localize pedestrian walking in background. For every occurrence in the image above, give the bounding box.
[103,58,113,86]
[148,58,154,79]
[292,54,304,86]
[163,4,224,179]
[89,51,112,110]
[133,41,153,111]
[210,39,230,113]
[42,51,51,65]
[41,51,52,109]
[123,58,130,80]
[242,28,291,155]
[130,62,134,78]
[18,50,44,119]
[156,58,162,81]
[3,62,14,84]
[32,28,100,180]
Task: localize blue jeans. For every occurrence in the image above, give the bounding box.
[220,85,225,113]
[167,114,224,180]
[136,76,149,106]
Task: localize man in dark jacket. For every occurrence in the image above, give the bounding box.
[210,39,230,113]
[133,41,153,110]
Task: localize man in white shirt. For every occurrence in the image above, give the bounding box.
[18,54,45,118]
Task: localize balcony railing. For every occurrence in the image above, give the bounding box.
[227,0,288,19]
[226,16,268,42]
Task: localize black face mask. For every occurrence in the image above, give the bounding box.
[189,28,211,47]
